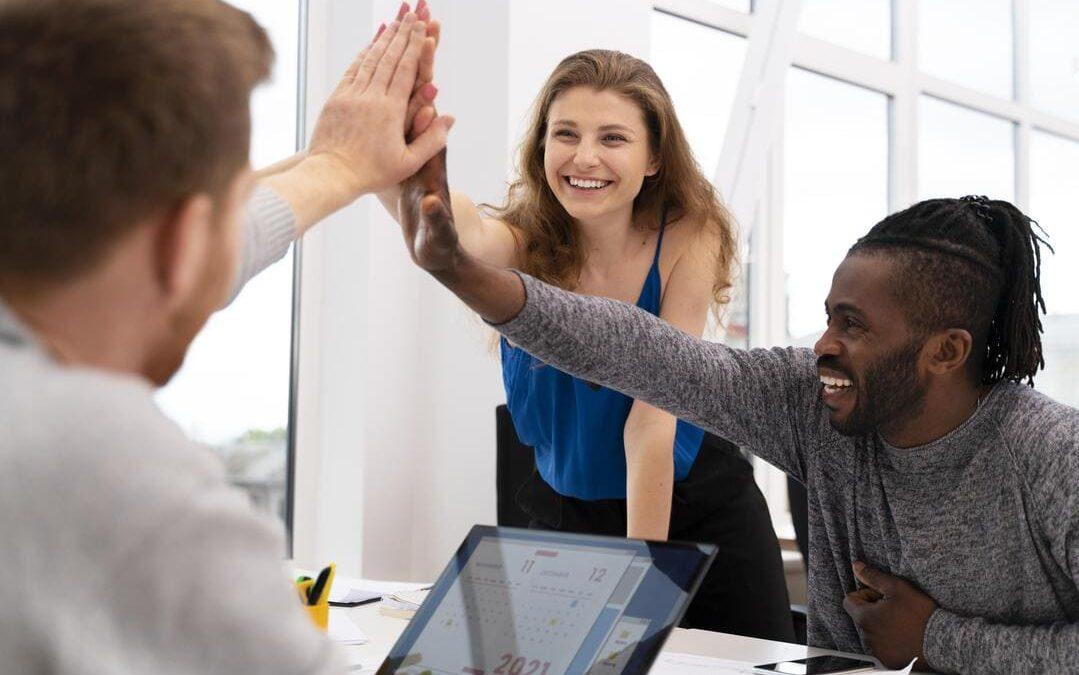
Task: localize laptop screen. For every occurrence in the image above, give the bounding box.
[378,526,717,675]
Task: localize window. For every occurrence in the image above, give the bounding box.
[919,0,1013,98]
[651,11,750,346]
[918,97,1015,202]
[798,0,891,60]
[1030,131,1079,408]
[655,0,1079,546]
[784,69,889,345]
[709,0,751,13]
[1030,0,1079,124]
[155,0,301,530]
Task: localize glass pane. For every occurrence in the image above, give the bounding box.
[1030,131,1079,408]
[919,0,1013,99]
[651,11,749,347]
[156,0,300,527]
[784,69,889,345]
[798,0,892,60]
[1030,0,1079,123]
[918,97,1015,202]
[709,0,751,13]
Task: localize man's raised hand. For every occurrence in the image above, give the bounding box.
[399,149,459,273]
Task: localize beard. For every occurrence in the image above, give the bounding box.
[829,338,929,437]
[144,230,237,387]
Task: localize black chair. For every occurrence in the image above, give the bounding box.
[788,475,810,643]
[496,404,811,643]
[495,404,536,528]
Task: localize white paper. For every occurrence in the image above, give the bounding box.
[381,587,430,610]
[652,652,916,675]
[328,574,430,605]
[650,652,755,674]
[328,610,369,645]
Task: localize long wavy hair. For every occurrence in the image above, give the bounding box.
[488,49,736,308]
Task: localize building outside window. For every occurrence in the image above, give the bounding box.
[155,0,301,532]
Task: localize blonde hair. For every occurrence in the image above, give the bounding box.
[489,49,736,307]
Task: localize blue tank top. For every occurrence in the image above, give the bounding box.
[500,218,707,499]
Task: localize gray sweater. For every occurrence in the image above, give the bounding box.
[0,187,348,674]
[496,273,1079,674]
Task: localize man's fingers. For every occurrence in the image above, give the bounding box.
[852,562,895,596]
[371,13,418,92]
[353,19,400,89]
[338,45,370,91]
[404,115,454,172]
[388,20,427,98]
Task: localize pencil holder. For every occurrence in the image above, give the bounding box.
[295,578,329,631]
[304,600,329,631]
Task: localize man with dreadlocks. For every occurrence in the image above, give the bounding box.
[394,145,1077,672]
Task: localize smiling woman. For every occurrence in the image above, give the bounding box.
[379,48,795,642]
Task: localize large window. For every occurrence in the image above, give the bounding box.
[651,11,749,346]
[919,0,1014,98]
[1030,1,1079,124]
[919,98,1015,201]
[653,0,1079,537]
[784,69,888,345]
[1030,131,1079,408]
[155,1,301,530]
[798,0,891,60]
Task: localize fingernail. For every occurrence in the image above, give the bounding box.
[375,23,386,38]
[424,83,438,100]
[852,561,864,572]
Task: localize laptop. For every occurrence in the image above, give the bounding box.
[376,525,717,675]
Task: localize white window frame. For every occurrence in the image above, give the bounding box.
[654,0,1079,538]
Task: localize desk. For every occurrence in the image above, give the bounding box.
[336,603,924,673]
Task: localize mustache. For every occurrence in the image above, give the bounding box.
[816,356,855,381]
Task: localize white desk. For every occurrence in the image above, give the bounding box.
[336,603,923,673]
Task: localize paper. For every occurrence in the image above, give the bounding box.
[651,652,917,675]
[381,587,430,611]
[650,652,754,674]
[328,574,430,605]
[328,609,369,645]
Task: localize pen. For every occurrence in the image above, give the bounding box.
[307,563,336,606]
[295,579,314,605]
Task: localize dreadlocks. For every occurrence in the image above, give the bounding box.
[848,196,1051,386]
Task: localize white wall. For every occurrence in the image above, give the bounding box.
[293,0,652,581]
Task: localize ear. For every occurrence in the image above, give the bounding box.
[645,154,660,177]
[153,193,215,308]
[923,329,974,376]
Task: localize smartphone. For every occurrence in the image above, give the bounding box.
[752,654,877,674]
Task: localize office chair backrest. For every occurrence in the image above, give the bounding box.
[495,405,537,528]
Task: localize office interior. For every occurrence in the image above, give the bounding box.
[160,0,1079,601]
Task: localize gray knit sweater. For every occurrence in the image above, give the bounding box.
[495,273,1079,674]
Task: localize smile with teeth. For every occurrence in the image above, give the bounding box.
[566,176,612,190]
[820,374,854,394]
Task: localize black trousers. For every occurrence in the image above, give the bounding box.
[514,433,796,643]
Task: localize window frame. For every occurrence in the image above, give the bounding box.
[652,0,1079,537]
